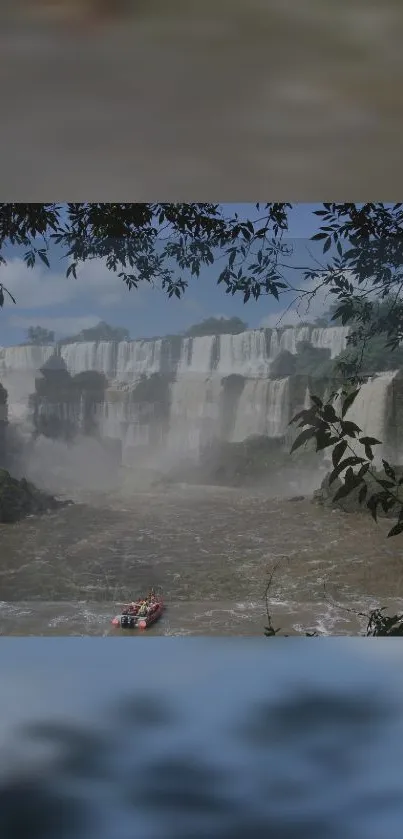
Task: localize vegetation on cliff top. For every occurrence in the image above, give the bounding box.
[58,320,131,345]
[184,316,247,337]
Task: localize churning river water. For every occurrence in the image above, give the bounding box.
[1,482,403,636]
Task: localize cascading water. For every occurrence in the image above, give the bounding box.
[231,378,289,442]
[343,371,398,461]
[60,341,118,377]
[115,339,163,381]
[1,327,394,464]
[310,326,350,358]
[166,375,222,457]
[0,326,349,384]
[97,399,152,459]
[216,330,271,377]
[0,344,54,422]
[269,326,349,359]
[316,371,399,468]
[176,336,215,375]
[276,326,311,355]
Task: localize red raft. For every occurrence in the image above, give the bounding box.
[111,594,164,631]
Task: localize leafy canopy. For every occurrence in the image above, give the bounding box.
[25,326,55,345]
[185,316,247,337]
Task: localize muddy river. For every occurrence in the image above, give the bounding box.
[1,484,403,635]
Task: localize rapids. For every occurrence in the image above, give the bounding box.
[1,484,402,636]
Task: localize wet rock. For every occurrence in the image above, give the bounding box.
[313,466,403,518]
[0,468,71,524]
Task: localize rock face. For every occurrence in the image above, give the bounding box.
[0,468,70,523]
[165,433,323,490]
[313,466,403,518]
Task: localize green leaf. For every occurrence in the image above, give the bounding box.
[37,249,50,268]
[367,496,379,522]
[66,262,77,279]
[290,427,316,454]
[382,460,396,481]
[340,420,361,437]
[387,520,403,538]
[332,482,355,502]
[328,455,364,485]
[381,496,396,513]
[364,444,374,461]
[323,237,331,253]
[358,484,367,504]
[377,479,396,490]
[332,440,347,467]
[322,404,338,423]
[359,436,381,446]
[289,410,306,426]
[341,389,360,418]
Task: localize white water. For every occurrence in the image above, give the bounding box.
[311,326,350,358]
[60,341,117,377]
[0,344,54,422]
[176,336,215,375]
[311,371,399,468]
[232,378,289,442]
[216,330,271,376]
[2,325,390,463]
[115,339,163,381]
[166,375,222,458]
[0,326,349,381]
[343,371,399,462]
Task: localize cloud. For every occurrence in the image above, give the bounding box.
[73,258,146,307]
[9,314,102,337]
[0,256,146,311]
[259,273,340,329]
[260,309,304,328]
[0,259,74,309]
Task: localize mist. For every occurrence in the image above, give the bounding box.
[21,435,123,498]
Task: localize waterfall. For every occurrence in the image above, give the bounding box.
[268,326,349,359]
[176,336,215,375]
[342,371,398,460]
[0,344,54,370]
[115,340,163,381]
[216,330,271,377]
[97,399,151,461]
[277,326,311,355]
[310,326,350,358]
[60,342,118,377]
[0,344,54,422]
[166,375,222,456]
[232,378,289,442]
[0,326,349,385]
[3,327,393,465]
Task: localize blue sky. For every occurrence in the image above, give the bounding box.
[0,203,327,346]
